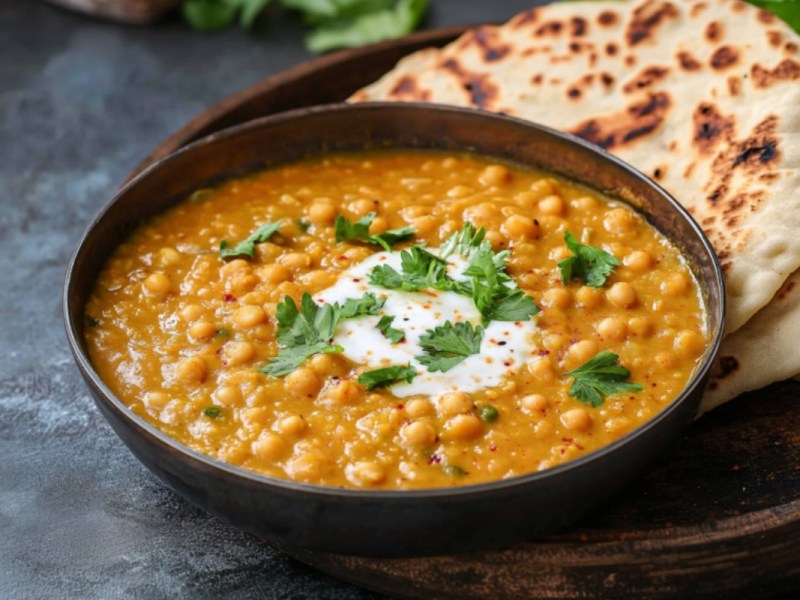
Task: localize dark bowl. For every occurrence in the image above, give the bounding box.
[64,103,725,558]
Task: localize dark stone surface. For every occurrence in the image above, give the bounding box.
[0,1,533,598]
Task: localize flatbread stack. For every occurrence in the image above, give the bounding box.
[350,0,800,414]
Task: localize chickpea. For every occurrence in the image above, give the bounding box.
[144,391,169,411]
[539,195,565,216]
[596,317,628,341]
[413,215,439,237]
[444,414,483,440]
[484,230,505,250]
[502,215,540,239]
[607,282,637,308]
[143,272,170,297]
[214,384,242,406]
[176,356,207,383]
[541,288,572,309]
[401,421,436,447]
[447,185,474,199]
[286,453,326,481]
[624,250,652,272]
[604,207,635,234]
[189,321,217,340]
[405,398,433,418]
[308,201,337,226]
[224,341,255,367]
[561,408,594,432]
[219,445,249,465]
[629,316,653,337]
[605,417,631,435]
[368,216,390,235]
[279,252,312,270]
[285,368,321,398]
[157,247,180,268]
[228,272,259,296]
[479,164,512,187]
[324,379,362,405]
[252,433,287,461]
[250,324,271,340]
[569,340,600,366]
[181,304,204,321]
[529,358,555,381]
[234,305,266,329]
[272,281,301,302]
[259,264,292,285]
[529,179,555,199]
[347,461,387,486]
[438,391,473,417]
[575,286,603,309]
[303,269,336,292]
[241,407,269,428]
[662,272,689,295]
[220,259,251,278]
[575,195,598,211]
[674,330,705,358]
[349,198,376,216]
[278,415,307,437]
[521,394,549,413]
[464,202,499,226]
[309,353,338,377]
[543,333,569,352]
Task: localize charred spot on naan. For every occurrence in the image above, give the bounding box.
[715,356,740,381]
[388,77,430,102]
[597,10,619,27]
[456,26,511,63]
[570,92,671,150]
[622,65,670,94]
[693,103,734,155]
[440,58,500,110]
[727,76,742,96]
[677,51,703,71]
[751,59,800,88]
[535,20,564,37]
[509,7,539,29]
[626,0,680,46]
[705,21,723,43]
[767,30,783,48]
[690,2,708,18]
[710,46,740,70]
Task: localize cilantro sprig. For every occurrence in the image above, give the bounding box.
[558,230,620,287]
[219,221,281,260]
[335,212,416,251]
[260,292,385,376]
[564,351,643,407]
[358,364,418,390]
[376,315,405,343]
[369,245,461,292]
[416,321,484,372]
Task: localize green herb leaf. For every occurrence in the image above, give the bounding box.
[183,0,239,31]
[463,245,539,322]
[747,0,800,33]
[558,230,620,287]
[294,218,311,233]
[335,212,415,250]
[203,406,224,418]
[239,0,272,27]
[440,222,488,258]
[564,351,643,407]
[305,0,428,53]
[357,363,418,390]
[219,221,281,260]
[417,321,484,372]
[376,315,405,343]
[262,292,384,376]
[483,290,541,322]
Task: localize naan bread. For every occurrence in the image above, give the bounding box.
[352,0,800,336]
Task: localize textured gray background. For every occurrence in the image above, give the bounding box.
[0,1,534,598]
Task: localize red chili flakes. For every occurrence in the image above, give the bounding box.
[223,293,237,303]
[396,403,405,410]
[490,444,497,452]
[428,454,442,465]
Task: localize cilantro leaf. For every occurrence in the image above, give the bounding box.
[262,292,383,376]
[376,315,405,343]
[564,351,643,407]
[483,289,540,322]
[305,0,428,53]
[335,212,415,250]
[463,246,539,322]
[357,363,418,390]
[558,230,620,287]
[219,221,281,260]
[417,321,484,372]
[183,0,272,31]
[369,245,461,292]
[440,222,488,258]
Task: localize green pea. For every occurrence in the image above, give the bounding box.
[443,465,464,477]
[203,406,224,418]
[479,404,499,422]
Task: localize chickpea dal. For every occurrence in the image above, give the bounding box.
[85,152,708,489]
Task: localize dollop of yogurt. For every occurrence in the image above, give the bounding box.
[314,250,539,398]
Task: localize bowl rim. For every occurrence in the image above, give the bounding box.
[63,101,727,500]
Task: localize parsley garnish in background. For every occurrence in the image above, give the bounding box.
[219,221,281,260]
[357,364,418,390]
[417,321,484,372]
[183,0,429,53]
[335,212,416,251]
[261,292,385,376]
[564,351,643,407]
[558,230,620,287]
[376,315,405,343]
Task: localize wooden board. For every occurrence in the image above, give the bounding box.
[130,28,800,599]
